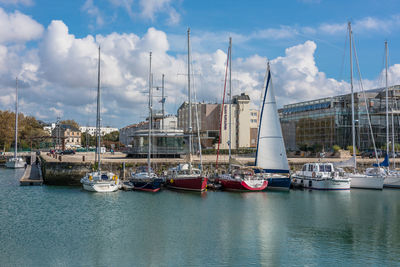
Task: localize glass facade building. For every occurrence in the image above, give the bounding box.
[279,85,400,152]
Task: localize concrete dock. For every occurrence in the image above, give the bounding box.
[20,153,43,186]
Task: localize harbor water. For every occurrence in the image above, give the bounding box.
[1,168,400,266]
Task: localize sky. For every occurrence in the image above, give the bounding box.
[1,0,400,128]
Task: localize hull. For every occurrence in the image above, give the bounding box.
[220,179,268,192]
[166,176,208,192]
[350,174,384,189]
[292,176,350,190]
[384,175,400,188]
[131,179,162,192]
[82,182,120,192]
[266,177,291,190]
[6,158,25,168]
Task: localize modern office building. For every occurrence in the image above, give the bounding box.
[279,85,400,152]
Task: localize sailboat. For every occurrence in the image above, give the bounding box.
[381,41,400,188]
[217,38,268,191]
[254,63,291,190]
[80,46,120,192]
[165,28,208,192]
[129,52,162,192]
[346,22,384,189]
[6,77,25,168]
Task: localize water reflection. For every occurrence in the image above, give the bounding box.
[1,169,400,266]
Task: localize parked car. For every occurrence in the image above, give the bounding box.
[61,150,76,155]
[361,149,383,158]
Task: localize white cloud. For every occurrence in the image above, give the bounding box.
[0,8,43,44]
[139,0,180,25]
[0,0,33,6]
[82,0,104,27]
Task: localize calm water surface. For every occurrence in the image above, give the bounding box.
[1,168,400,266]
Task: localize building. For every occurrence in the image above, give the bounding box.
[52,124,82,149]
[119,115,184,157]
[79,126,119,136]
[279,85,400,152]
[177,93,259,149]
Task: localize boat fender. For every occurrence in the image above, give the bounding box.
[170,179,174,184]
[312,172,316,178]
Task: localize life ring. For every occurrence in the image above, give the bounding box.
[312,172,316,178]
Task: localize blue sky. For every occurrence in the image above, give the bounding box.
[0,0,400,128]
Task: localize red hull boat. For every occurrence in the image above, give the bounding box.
[219,178,268,191]
[166,164,208,192]
[166,176,208,192]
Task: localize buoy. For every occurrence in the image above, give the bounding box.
[170,179,174,183]
[89,175,93,181]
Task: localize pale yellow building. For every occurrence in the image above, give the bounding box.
[177,93,259,149]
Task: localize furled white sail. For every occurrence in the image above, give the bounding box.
[255,64,289,173]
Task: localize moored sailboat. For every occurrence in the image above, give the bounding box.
[254,63,290,190]
[80,46,120,192]
[165,28,207,192]
[6,77,25,169]
[128,52,162,192]
[346,22,384,189]
[216,38,268,191]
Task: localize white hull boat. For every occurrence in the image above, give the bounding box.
[384,174,400,188]
[6,157,25,168]
[293,176,351,190]
[292,163,351,190]
[349,168,384,189]
[81,171,120,192]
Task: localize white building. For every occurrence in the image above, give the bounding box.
[119,115,179,146]
[79,126,119,136]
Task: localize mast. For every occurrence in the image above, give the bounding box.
[349,22,357,171]
[228,37,232,172]
[148,52,152,177]
[162,74,165,130]
[385,41,389,161]
[96,46,101,171]
[14,77,18,159]
[187,28,192,171]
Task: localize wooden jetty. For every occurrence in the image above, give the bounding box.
[20,153,43,186]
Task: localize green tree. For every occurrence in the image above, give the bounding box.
[60,119,80,130]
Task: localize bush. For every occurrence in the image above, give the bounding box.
[332,145,341,152]
[346,145,359,154]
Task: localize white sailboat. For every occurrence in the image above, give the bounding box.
[381,41,400,188]
[80,46,120,192]
[255,62,290,190]
[346,22,384,189]
[6,77,25,168]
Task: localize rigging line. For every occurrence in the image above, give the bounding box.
[189,38,203,169]
[338,30,348,90]
[216,44,230,169]
[352,35,380,166]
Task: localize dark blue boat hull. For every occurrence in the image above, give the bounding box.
[266,177,291,190]
[130,178,163,192]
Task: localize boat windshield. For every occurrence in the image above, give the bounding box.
[320,165,332,172]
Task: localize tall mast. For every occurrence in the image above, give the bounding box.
[228,37,232,172]
[349,22,357,170]
[148,52,152,177]
[385,41,389,161]
[162,74,165,130]
[14,77,18,159]
[187,28,192,171]
[96,46,101,171]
